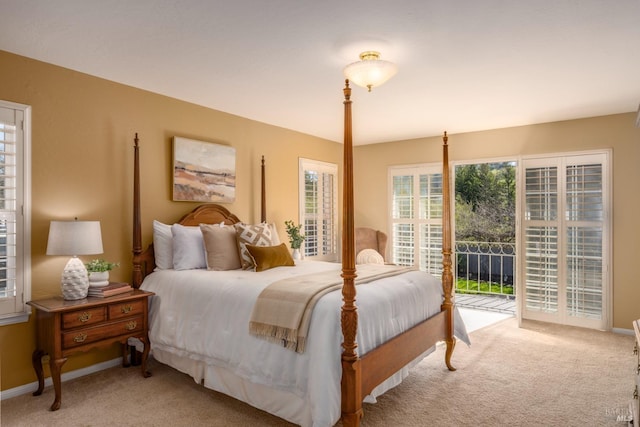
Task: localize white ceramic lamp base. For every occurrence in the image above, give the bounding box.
[61,256,90,300]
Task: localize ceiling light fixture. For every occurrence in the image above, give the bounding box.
[343,51,397,92]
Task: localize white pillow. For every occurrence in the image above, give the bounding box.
[171,223,206,270]
[267,222,281,245]
[356,249,384,265]
[153,220,173,270]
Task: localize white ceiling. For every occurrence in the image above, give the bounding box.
[1,1,639,145]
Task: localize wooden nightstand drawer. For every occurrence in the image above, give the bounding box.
[108,299,144,319]
[62,316,144,349]
[62,307,107,329]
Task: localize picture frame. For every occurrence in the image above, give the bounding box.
[172,137,236,202]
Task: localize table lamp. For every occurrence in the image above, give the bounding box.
[46,219,104,300]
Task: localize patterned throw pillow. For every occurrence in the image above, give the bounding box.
[235,223,273,270]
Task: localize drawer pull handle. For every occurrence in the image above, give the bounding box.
[73,333,88,343]
[125,321,137,331]
[121,305,133,314]
[78,312,92,323]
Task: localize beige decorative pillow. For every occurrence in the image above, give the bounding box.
[246,243,294,272]
[356,248,384,265]
[200,224,242,271]
[234,223,273,270]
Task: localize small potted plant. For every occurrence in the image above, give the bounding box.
[284,220,305,260]
[85,259,120,286]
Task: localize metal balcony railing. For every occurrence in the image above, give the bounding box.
[455,241,515,297]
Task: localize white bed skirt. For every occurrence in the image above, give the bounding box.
[151,343,438,427]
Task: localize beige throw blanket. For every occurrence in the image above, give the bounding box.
[249,264,416,353]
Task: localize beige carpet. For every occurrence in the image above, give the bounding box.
[1,318,635,426]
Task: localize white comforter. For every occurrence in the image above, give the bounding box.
[141,260,469,427]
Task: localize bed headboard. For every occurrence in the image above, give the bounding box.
[131,135,265,288]
[131,204,242,288]
[177,204,241,226]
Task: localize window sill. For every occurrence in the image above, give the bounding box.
[0,311,30,326]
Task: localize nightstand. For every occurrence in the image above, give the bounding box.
[27,289,154,411]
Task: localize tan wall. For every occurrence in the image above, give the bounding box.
[0,50,341,391]
[354,114,640,329]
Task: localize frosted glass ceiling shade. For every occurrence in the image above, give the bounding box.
[343,51,398,92]
[46,220,104,256]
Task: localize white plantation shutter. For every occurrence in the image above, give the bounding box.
[523,164,559,313]
[419,173,443,274]
[520,153,609,329]
[0,118,17,295]
[0,102,30,324]
[299,159,338,261]
[389,165,442,275]
[565,162,604,320]
[392,174,414,266]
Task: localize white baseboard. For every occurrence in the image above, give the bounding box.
[613,327,634,336]
[1,357,122,401]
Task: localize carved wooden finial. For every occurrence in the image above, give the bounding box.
[443,131,448,145]
[134,132,139,147]
[343,79,351,101]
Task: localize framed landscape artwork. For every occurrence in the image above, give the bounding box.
[172,137,236,202]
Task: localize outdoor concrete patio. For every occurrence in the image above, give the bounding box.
[456,293,516,315]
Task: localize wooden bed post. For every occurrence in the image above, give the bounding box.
[261,155,266,223]
[340,80,363,426]
[132,133,143,289]
[441,131,456,371]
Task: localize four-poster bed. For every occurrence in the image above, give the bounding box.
[131,81,463,427]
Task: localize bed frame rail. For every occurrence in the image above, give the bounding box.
[359,311,447,397]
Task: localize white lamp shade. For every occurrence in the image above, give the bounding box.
[46,220,104,256]
[343,51,398,92]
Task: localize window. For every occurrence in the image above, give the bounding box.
[519,152,610,330]
[299,158,338,261]
[388,164,443,275]
[0,101,31,325]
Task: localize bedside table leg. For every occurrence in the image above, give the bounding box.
[31,349,45,396]
[122,343,131,368]
[140,336,152,378]
[49,357,67,411]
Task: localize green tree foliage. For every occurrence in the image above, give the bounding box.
[455,162,515,242]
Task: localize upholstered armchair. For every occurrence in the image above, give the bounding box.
[355,227,388,262]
